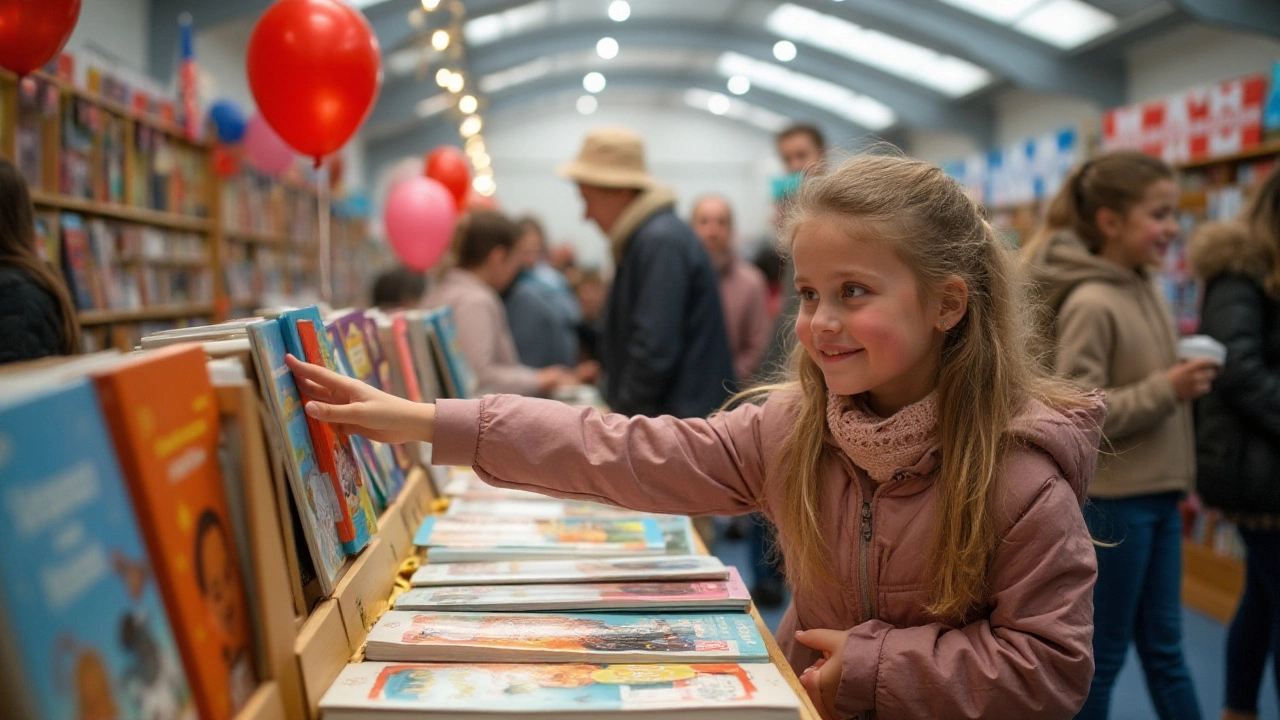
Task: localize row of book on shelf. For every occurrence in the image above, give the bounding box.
[319,465,802,719]
[0,302,477,720]
[1182,502,1247,561]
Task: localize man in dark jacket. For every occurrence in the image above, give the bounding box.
[558,127,733,419]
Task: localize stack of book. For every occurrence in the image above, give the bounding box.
[319,468,801,718]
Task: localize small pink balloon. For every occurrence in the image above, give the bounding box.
[244,113,296,176]
[385,177,457,272]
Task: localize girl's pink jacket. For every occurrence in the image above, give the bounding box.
[433,391,1105,719]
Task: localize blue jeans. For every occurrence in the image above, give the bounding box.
[1077,492,1202,720]
[1225,529,1280,713]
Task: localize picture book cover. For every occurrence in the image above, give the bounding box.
[393,567,752,613]
[390,313,426,403]
[0,379,196,720]
[91,345,255,719]
[324,323,396,514]
[365,611,770,664]
[404,311,446,403]
[60,212,96,310]
[657,515,699,555]
[409,555,729,587]
[414,516,666,560]
[329,318,407,502]
[442,469,548,502]
[446,498,660,520]
[246,320,346,595]
[424,307,477,399]
[319,662,799,719]
[363,314,415,478]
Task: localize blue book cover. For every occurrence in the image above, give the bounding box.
[246,319,347,595]
[278,306,376,555]
[424,307,477,399]
[366,610,770,663]
[0,380,196,719]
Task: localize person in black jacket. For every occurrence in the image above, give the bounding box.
[1188,166,1280,720]
[557,127,734,419]
[0,158,79,364]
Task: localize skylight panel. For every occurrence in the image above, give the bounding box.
[937,0,1118,50]
[683,88,790,133]
[480,57,552,93]
[716,52,895,131]
[765,4,993,98]
[463,1,550,47]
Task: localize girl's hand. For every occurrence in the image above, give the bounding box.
[285,354,435,444]
[795,628,846,720]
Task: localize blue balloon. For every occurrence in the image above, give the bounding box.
[208,99,247,143]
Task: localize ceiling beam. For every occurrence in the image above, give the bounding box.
[1167,0,1280,38]
[368,19,994,142]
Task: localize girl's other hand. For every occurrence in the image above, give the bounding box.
[795,628,846,720]
[285,354,435,444]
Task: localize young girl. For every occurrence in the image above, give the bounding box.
[0,158,80,363]
[1189,166,1280,720]
[423,210,584,396]
[1021,151,1216,720]
[288,154,1104,719]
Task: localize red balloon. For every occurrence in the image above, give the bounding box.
[246,0,381,163]
[0,0,81,76]
[424,146,472,212]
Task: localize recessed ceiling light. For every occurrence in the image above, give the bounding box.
[727,75,751,95]
[707,93,731,115]
[608,1,631,22]
[431,29,450,51]
[597,37,619,60]
[576,94,599,114]
[458,95,478,114]
[435,68,452,87]
[583,71,607,93]
[447,73,465,93]
[460,115,483,137]
[772,40,797,62]
[421,0,441,10]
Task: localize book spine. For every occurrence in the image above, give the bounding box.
[295,320,359,548]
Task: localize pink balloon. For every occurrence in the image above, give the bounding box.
[244,113,296,176]
[385,177,457,272]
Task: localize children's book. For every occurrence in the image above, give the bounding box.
[0,379,196,720]
[277,307,376,555]
[364,611,770,663]
[402,311,444,403]
[91,345,256,719]
[409,555,729,587]
[319,661,800,720]
[362,313,416,478]
[442,468,548,502]
[446,498,662,519]
[657,515,699,556]
[393,567,751,613]
[246,319,347,596]
[60,212,97,310]
[423,307,477,399]
[324,323,395,514]
[415,516,667,562]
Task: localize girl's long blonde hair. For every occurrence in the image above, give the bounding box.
[752,153,1091,620]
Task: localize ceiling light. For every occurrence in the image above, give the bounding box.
[473,153,492,170]
[466,136,485,154]
[421,0,440,9]
[436,68,452,87]
[431,30,450,51]
[458,95,478,114]
[416,94,451,118]
[597,37,619,60]
[727,75,750,95]
[707,93,731,115]
[772,40,797,62]
[765,4,992,98]
[460,115,483,137]
[1013,0,1117,49]
[447,73,465,93]
[473,175,496,195]
[936,0,1039,23]
[683,88,790,133]
[608,1,631,22]
[576,94,598,115]
[583,72,606,93]
[717,51,895,130]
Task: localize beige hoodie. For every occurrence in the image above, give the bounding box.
[1026,230,1194,498]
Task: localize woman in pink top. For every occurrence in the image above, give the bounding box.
[288,154,1104,719]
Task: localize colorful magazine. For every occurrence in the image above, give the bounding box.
[415,516,666,562]
[247,319,346,595]
[319,662,800,719]
[394,567,751,613]
[365,611,770,663]
[409,555,729,587]
[446,498,658,519]
[0,379,195,720]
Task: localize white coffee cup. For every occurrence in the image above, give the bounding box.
[1177,334,1227,365]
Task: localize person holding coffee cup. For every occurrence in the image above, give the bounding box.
[1021,151,1215,720]
[1189,165,1280,720]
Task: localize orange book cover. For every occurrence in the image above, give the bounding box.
[93,344,256,720]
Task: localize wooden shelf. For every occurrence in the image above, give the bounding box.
[1178,139,1280,171]
[225,229,289,246]
[80,303,215,325]
[30,190,212,232]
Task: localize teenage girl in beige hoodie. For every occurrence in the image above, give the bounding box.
[1022,150,1219,720]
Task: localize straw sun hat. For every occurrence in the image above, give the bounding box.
[556,126,657,189]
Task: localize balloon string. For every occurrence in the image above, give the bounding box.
[319,164,332,305]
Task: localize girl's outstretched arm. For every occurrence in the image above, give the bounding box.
[285,354,774,517]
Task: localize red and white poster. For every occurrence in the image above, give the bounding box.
[1102,74,1267,163]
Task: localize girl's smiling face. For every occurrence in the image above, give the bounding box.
[792,217,963,416]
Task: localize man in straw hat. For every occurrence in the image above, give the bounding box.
[558,126,733,419]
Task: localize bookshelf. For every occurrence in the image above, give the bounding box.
[1171,140,1280,621]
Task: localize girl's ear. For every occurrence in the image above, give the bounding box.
[936,276,968,332]
[1095,206,1123,240]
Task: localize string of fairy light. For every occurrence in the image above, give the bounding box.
[410,0,495,197]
